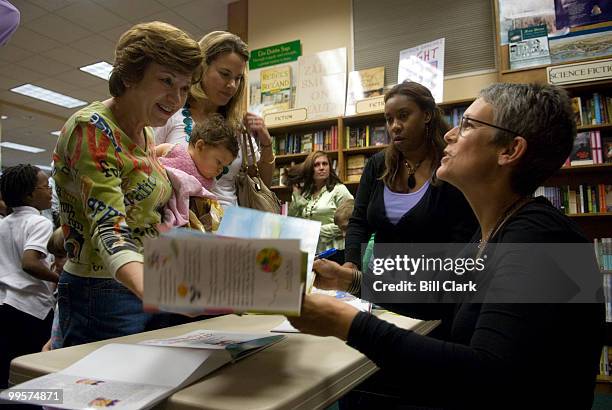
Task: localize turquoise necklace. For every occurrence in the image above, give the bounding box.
[182,103,193,142]
[182,102,229,179]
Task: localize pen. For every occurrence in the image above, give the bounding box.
[315,248,338,260]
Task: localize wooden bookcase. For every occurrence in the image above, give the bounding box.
[268,98,474,202]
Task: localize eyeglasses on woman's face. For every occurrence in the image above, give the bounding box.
[458,116,519,138]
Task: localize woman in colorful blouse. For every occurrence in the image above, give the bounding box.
[288,151,353,253]
[52,22,203,346]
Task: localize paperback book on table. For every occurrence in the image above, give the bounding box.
[0,330,285,410]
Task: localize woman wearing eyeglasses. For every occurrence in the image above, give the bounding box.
[155,31,275,207]
[343,81,477,273]
[290,83,604,409]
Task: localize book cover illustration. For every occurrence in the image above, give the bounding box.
[508,25,551,70]
[144,230,307,315]
[345,66,385,116]
[570,131,594,165]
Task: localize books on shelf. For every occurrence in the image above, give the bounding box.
[144,229,308,315]
[565,131,607,166]
[344,124,389,148]
[272,125,338,155]
[535,184,611,215]
[0,330,284,410]
[570,132,595,165]
[571,97,584,126]
[573,92,612,126]
[345,154,366,183]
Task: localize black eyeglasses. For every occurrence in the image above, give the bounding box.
[459,116,519,137]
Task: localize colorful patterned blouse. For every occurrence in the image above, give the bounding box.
[53,101,172,279]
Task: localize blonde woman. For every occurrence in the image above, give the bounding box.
[155,31,275,207]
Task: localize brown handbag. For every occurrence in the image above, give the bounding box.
[235,129,281,214]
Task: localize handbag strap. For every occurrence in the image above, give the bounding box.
[239,128,262,178]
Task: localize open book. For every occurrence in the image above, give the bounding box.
[143,229,307,315]
[218,206,322,291]
[0,330,284,410]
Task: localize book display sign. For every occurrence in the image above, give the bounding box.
[264,107,307,126]
[498,0,568,45]
[295,47,347,120]
[398,38,445,102]
[249,40,301,117]
[249,40,301,70]
[509,25,552,69]
[345,67,385,115]
[554,0,612,29]
[355,95,385,114]
[547,57,612,85]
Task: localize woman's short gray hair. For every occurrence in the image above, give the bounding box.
[479,83,576,195]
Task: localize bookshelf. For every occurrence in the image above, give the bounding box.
[268,99,475,201]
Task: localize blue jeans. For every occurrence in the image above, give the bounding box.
[57,271,197,347]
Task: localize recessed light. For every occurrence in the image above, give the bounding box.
[0,141,46,153]
[0,115,7,120]
[80,61,113,80]
[10,84,87,109]
[50,131,61,136]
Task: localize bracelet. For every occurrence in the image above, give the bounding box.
[346,268,362,295]
[263,154,276,164]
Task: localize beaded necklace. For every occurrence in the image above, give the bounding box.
[182,103,193,142]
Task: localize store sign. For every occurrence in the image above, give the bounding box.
[355,95,385,114]
[547,58,612,85]
[265,108,307,126]
[249,40,301,70]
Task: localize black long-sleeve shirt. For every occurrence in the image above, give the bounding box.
[347,198,605,409]
[345,151,478,268]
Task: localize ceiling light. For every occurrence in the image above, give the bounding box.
[0,141,46,153]
[50,131,61,136]
[0,115,7,120]
[80,61,113,80]
[10,84,87,108]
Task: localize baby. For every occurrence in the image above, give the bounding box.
[156,115,239,231]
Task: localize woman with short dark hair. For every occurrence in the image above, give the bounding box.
[290,83,604,409]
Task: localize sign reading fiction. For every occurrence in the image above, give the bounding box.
[264,107,307,127]
[547,58,612,86]
[355,95,385,114]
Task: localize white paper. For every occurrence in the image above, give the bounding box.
[295,47,347,120]
[398,38,445,103]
